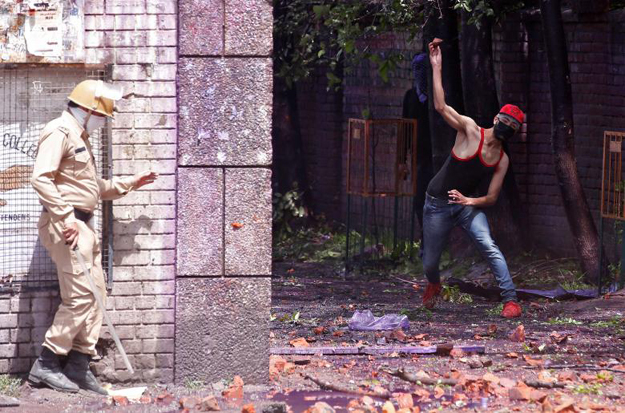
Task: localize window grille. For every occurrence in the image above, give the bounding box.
[0,66,112,291]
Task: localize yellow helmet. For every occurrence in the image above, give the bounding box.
[67,80,123,118]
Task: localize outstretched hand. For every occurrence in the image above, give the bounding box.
[133,171,159,189]
[428,38,443,68]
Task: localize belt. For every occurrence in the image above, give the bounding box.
[42,206,93,223]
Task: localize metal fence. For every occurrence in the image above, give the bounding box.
[345,118,419,271]
[0,65,112,290]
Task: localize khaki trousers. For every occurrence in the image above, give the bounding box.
[38,212,106,356]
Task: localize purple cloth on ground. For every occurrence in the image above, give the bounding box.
[348,310,410,331]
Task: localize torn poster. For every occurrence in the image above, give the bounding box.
[0,0,84,63]
[24,5,63,57]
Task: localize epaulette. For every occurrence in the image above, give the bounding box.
[57,126,70,135]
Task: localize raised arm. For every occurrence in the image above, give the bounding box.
[429,41,473,133]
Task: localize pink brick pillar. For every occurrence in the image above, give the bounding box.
[175,0,273,384]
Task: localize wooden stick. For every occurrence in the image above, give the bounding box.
[304,373,390,399]
[523,364,625,373]
[524,380,566,389]
[382,367,458,386]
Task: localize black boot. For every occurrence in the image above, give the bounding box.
[29,347,79,393]
[63,350,108,395]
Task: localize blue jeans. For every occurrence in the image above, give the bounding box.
[422,193,517,303]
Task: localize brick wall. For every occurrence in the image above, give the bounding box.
[90,0,178,384]
[298,9,625,258]
[297,32,421,227]
[493,9,625,256]
[297,66,344,222]
[0,0,177,383]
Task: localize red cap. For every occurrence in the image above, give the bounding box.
[499,104,524,124]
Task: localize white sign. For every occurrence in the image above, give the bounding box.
[24,5,63,57]
[0,122,56,278]
[0,0,84,63]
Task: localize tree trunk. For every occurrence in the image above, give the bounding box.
[424,0,464,173]
[272,75,312,210]
[460,12,498,127]
[460,11,529,252]
[272,3,312,211]
[540,0,603,283]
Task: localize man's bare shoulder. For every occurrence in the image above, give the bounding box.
[459,122,480,142]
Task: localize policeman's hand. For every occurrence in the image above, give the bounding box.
[133,171,159,189]
[63,222,80,249]
[448,189,472,206]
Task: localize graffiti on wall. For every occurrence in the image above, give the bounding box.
[0,0,84,63]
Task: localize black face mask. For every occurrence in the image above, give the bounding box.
[494,122,516,141]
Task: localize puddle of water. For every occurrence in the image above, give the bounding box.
[269,390,483,411]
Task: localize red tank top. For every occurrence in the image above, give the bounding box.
[426,128,503,199]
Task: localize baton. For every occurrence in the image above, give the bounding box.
[74,248,135,374]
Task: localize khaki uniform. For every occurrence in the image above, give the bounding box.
[31,111,134,356]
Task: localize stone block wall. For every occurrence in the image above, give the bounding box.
[0,0,178,383]
[176,0,273,385]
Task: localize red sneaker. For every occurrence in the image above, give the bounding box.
[422,282,442,309]
[501,301,522,318]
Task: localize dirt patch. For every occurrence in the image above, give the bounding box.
[3,259,624,412]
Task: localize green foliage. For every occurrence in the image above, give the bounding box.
[280,311,301,324]
[0,375,21,397]
[452,0,525,28]
[273,224,348,262]
[273,183,308,241]
[612,0,625,10]
[183,378,205,390]
[441,284,473,304]
[546,317,583,326]
[596,371,614,383]
[485,303,504,316]
[572,383,603,395]
[271,310,320,326]
[274,0,424,89]
[590,316,625,335]
[404,306,433,320]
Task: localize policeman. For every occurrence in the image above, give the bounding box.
[29,80,158,394]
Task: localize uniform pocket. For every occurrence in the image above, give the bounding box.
[73,150,93,178]
[62,221,95,275]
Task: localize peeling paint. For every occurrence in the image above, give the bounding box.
[217,152,226,162]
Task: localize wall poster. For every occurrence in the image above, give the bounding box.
[0,0,84,63]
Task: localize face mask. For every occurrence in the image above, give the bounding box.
[494,121,516,142]
[69,106,106,133]
[86,115,106,133]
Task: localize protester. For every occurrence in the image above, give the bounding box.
[421,40,523,319]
